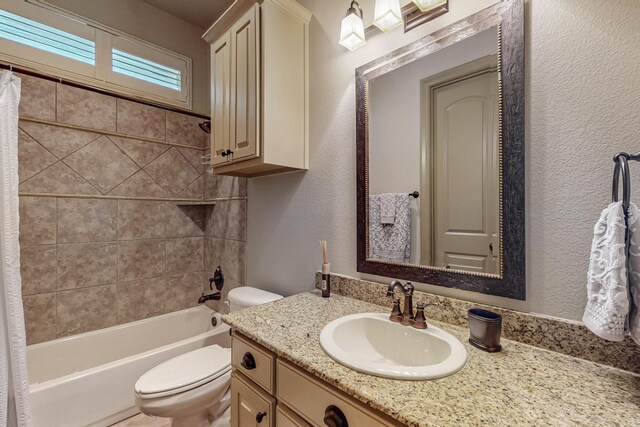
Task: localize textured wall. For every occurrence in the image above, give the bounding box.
[247,0,640,321]
[18,75,246,344]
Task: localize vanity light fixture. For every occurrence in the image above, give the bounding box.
[373,0,403,33]
[412,0,447,13]
[339,1,366,51]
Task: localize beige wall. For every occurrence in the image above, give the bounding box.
[18,75,246,344]
[45,0,211,115]
[247,0,640,322]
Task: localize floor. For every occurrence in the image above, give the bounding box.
[110,413,170,427]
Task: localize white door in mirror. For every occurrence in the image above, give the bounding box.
[320,313,467,380]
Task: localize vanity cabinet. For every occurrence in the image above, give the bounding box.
[230,332,402,427]
[204,0,311,177]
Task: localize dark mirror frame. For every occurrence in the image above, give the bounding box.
[356,0,525,300]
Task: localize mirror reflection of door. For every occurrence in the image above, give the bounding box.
[422,57,499,273]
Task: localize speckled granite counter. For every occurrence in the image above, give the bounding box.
[222,292,640,427]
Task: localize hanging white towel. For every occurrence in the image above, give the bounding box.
[379,193,398,225]
[626,203,640,345]
[582,202,629,341]
[369,194,411,263]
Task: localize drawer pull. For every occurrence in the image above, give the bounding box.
[256,411,267,423]
[241,352,256,370]
[324,405,348,427]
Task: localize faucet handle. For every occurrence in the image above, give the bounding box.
[412,302,436,329]
[389,298,403,323]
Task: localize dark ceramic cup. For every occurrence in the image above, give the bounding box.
[468,308,502,352]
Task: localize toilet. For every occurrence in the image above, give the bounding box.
[134,287,283,427]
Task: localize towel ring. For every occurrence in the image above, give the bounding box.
[612,153,631,212]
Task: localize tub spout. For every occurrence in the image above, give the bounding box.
[198,292,221,304]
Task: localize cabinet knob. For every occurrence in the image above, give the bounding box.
[225,149,234,156]
[241,352,256,370]
[324,405,348,427]
[256,411,267,423]
[221,151,227,157]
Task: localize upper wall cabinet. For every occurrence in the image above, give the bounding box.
[203,0,311,177]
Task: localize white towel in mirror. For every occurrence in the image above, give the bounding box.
[379,193,399,224]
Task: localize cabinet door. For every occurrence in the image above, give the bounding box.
[229,4,260,163]
[231,373,274,427]
[211,32,231,166]
[276,405,311,427]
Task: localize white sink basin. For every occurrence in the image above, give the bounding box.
[320,313,467,380]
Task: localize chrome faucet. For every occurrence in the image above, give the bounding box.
[386,280,432,329]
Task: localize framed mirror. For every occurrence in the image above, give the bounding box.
[356,0,525,299]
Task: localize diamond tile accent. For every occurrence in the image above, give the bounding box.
[19,121,100,159]
[108,170,170,198]
[144,148,200,196]
[20,162,99,195]
[177,175,204,200]
[108,136,170,168]
[178,147,207,173]
[18,130,57,183]
[63,136,139,194]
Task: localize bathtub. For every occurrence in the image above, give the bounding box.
[27,306,230,427]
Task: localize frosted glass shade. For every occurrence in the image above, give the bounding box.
[339,12,366,51]
[373,0,403,33]
[412,0,447,12]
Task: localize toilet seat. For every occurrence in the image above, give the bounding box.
[135,345,231,399]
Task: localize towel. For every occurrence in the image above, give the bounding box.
[379,193,398,224]
[627,203,640,345]
[583,202,629,341]
[369,194,411,263]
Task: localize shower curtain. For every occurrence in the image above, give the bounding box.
[0,71,32,427]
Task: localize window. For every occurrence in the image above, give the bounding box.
[0,9,95,65]
[112,49,181,91]
[0,1,192,109]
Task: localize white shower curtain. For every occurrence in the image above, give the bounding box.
[0,71,32,427]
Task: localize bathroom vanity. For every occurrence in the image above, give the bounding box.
[222,292,639,427]
[230,332,402,427]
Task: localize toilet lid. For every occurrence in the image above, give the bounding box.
[135,345,231,396]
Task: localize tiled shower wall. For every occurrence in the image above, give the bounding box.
[17,74,247,344]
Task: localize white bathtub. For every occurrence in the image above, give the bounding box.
[27,306,230,427]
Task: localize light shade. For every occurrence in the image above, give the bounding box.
[339,10,366,51]
[412,0,447,12]
[373,0,403,33]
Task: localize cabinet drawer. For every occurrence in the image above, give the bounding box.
[277,360,399,427]
[231,373,275,427]
[277,405,311,427]
[232,333,275,394]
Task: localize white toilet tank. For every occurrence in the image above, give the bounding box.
[227,287,283,312]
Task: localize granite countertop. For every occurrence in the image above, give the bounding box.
[221,292,640,427]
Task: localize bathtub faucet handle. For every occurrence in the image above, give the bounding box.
[198,292,221,304]
[210,266,224,291]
